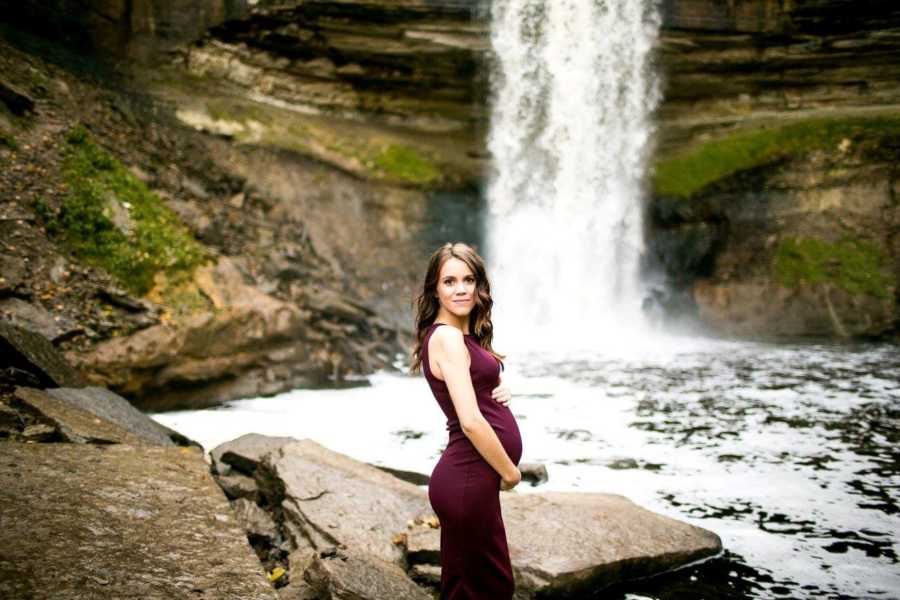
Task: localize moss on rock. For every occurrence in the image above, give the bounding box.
[373,144,440,185]
[42,124,209,296]
[654,114,900,199]
[199,98,443,187]
[774,236,896,299]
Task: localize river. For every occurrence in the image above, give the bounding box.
[151,335,899,600]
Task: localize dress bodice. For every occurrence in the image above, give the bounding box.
[421,322,521,465]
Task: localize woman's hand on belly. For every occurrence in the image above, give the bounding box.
[490,377,512,406]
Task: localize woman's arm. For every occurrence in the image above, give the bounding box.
[432,327,520,486]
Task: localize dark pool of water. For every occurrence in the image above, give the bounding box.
[518,340,900,600]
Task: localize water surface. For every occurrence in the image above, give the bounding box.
[151,338,900,600]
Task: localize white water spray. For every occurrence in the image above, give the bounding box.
[485,0,663,352]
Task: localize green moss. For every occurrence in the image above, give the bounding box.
[45,124,209,296]
[655,115,900,199]
[373,144,440,185]
[774,236,896,299]
[203,99,443,186]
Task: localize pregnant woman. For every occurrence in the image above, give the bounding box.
[410,242,523,599]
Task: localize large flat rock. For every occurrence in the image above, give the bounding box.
[303,548,433,600]
[12,386,188,447]
[0,320,85,387]
[404,491,722,597]
[12,387,153,445]
[257,439,432,567]
[503,492,722,597]
[211,432,298,476]
[46,386,189,445]
[251,436,721,598]
[0,442,279,600]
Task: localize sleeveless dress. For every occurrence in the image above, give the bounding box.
[422,322,523,599]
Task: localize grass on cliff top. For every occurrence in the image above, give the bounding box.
[205,99,443,186]
[655,114,900,199]
[39,124,210,296]
[774,236,896,299]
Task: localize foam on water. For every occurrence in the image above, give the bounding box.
[152,342,900,599]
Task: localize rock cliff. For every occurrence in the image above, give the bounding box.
[1,0,897,410]
[649,0,900,339]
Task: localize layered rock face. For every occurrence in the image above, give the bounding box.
[649,0,900,339]
[3,0,898,406]
[132,0,900,339]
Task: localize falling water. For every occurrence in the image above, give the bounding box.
[485,0,663,351]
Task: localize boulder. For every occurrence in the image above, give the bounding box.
[519,462,549,486]
[46,386,192,446]
[21,422,56,441]
[69,257,318,410]
[0,442,279,599]
[256,439,432,567]
[12,387,156,445]
[232,497,280,543]
[302,548,433,600]
[217,471,260,501]
[279,548,319,600]
[251,436,722,598]
[409,563,441,587]
[210,432,298,476]
[0,402,23,435]
[0,297,81,344]
[372,463,431,486]
[502,492,722,597]
[0,320,85,387]
[405,521,440,566]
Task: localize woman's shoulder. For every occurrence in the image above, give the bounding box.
[427,324,467,357]
[429,323,465,345]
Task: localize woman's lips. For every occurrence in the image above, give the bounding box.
[453,299,470,303]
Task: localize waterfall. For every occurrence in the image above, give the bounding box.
[485,0,663,352]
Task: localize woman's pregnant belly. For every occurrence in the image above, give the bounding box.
[479,397,523,466]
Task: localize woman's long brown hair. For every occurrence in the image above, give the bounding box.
[409,242,505,374]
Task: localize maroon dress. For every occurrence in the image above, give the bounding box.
[422,322,523,599]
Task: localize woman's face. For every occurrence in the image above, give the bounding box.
[435,257,476,317]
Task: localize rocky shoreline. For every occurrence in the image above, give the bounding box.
[0,31,411,412]
[1,321,722,599]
